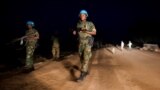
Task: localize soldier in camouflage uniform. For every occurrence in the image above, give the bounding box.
[73,10,97,81]
[51,32,60,60]
[23,21,39,72]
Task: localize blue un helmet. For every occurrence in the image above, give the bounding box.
[79,9,88,17]
[26,21,35,27]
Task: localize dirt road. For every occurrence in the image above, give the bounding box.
[0,48,160,90]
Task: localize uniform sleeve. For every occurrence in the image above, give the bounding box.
[35,30,39,35]
[25,30,28,36]
[34,29,39,38]
[77,22,81,29]
[89,22,96,32]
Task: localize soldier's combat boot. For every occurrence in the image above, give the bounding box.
[76,71,88,82]
[22,66,35,73]
[30,66,35,71]
[52,57,55,61]
[86,71,89,75]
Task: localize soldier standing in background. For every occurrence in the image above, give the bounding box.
[51,31,60,61]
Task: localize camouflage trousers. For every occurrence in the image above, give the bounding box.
[25,44,36,68]
[52,47,60,59]
[79,42,92,72]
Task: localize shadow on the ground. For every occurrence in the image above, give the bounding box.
[62,60,80,81]
[0,69,54,90]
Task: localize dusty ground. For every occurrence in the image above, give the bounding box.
[0,47,160,90]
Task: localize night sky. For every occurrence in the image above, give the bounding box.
[1,0,160,65]
[3,0,160,42]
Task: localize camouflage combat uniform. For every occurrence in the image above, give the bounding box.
[77,20,96,72]
[52,37,60,60]
[25,28,39,69]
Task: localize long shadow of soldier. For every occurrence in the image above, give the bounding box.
[62,60,80,81]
